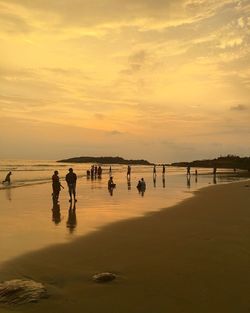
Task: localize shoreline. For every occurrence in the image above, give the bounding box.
[1,180,250,312]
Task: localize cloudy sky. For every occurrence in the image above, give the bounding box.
[0,0,249,162]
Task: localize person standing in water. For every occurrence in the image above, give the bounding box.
[66,168,77,202]
[2,171,12,185]
[52,170,63,202]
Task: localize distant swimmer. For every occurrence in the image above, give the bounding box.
[2,171,12,185]
[52,170,64,202]
[66,168,77,202]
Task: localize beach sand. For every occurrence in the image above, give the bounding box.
[1,180,250,313]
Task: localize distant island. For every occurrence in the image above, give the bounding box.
[57,156,152,165]
[171,155,250,171]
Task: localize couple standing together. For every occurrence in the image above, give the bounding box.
[52,168,77,203]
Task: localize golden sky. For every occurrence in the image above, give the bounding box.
[0,0,249,162]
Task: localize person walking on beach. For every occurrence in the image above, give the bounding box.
[52,170,64,202]
[2,171,12,185]
[162,165,166,175]
[66,168,77,202]
[187,165,191,176]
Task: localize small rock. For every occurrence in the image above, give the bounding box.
[92,272,116,283]
[0,279,48,305]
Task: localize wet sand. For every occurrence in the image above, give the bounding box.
[1,180,250,313]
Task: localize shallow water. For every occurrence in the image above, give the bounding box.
[0,160,245,267]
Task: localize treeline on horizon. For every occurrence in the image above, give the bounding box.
[171,155,250,170]
[57,156,152,165]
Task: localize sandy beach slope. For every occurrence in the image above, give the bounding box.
[1,180,250,313]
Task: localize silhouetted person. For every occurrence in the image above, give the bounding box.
[195,169,198,183]
[66,168,77,202]
[2,171,12,185]
[127,165,131,179]
[187,165,191,176]
[153,165,156,175]
[140,178,146,196]
[52,170,63,202]
[213,166,217,176]
[86,170,90,178]
[52,201,61,225]
[109,166,112,176]
[91,165,94,178]
[108,176,116,189]
[67,202,77,233]
[162,165,166,175]
[137,178,146,196]
[97,166,102,178]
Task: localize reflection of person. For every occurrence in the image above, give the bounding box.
[52,201,61,225]
[153,175,156,188]
[2,171,12,185]
[127,179,131,190]
[127,165,131,179]
[187,175,191,188]
[52,170,63,202]
[162,176,165,188]
[66,168,77,202]
[67,202,77,233]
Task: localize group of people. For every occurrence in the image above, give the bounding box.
[52,168,77,203]
[86,165,103,179]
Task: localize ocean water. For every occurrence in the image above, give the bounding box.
[0,159,245,266]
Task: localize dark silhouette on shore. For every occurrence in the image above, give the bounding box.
[108,176,116,196]
[67,202,77,233]
[162,165,166,175]
[187,165,191,176]
[52,170,64,202]
[66,168,77,202]
[2,171,12,185]
[137,178,146,196]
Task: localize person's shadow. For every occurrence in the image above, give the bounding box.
[52,200,61,225]
[66,202,77,233]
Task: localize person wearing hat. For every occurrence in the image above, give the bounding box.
[65,168,77,202]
